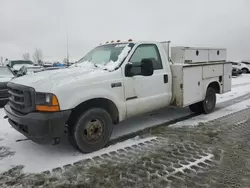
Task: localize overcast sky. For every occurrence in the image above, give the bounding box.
[0,0,249,62]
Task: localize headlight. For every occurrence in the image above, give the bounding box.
[35,92,60,112]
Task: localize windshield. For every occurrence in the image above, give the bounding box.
[10,60,33,67]
[75,43,133,70]
[0,67,14,77]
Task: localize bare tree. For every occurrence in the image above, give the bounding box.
[33,48,43,65]
[23,53,30,60]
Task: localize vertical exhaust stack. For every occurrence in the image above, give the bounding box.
[161,41,172,64]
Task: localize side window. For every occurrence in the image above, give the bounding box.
[130,44,163,70]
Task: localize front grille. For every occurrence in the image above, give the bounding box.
[0,82,7,90]
[8,83,35,114]
[0,89,9,98]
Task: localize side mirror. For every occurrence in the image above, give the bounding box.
[125,59,154,77]
[141,58,154,76]
[125,63,133,77]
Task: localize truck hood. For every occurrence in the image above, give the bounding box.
[10,66,107,92]
[0,76,14,83]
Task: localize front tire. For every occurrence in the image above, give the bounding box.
[69,108,113,153]
[241,68,248,74]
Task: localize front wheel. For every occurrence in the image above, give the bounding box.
[69,108,113,153]
[241,68,248,74]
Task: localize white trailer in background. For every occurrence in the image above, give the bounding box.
[5,40,232,153]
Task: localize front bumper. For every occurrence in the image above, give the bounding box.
[4,104,71,144]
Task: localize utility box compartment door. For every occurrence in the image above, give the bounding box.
[171,65,203,107]
[209,49,227,61]
[183,66,203,106]
[171,62,231,108]
[223,63,232,93]
[184,49,209,63]
[171,47,227,64]
[202,64,223,79]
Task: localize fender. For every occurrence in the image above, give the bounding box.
[57,87,127,122]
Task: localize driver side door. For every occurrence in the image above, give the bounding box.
[123,43,170,118]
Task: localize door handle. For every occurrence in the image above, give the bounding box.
[164,74,168,83]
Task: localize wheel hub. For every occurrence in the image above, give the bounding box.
[84,118,104,141]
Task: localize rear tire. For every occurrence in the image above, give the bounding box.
[189,87,216,114]
[68,108,113,153]
[201,87,216,114]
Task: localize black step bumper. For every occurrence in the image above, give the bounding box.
[4,104,71,144]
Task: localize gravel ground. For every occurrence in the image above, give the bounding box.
[1,108,250,188]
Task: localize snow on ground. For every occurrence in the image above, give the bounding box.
[170,98,250,128]
[0,75,250,173]
[232,74,250,86]
[217,82,250,103]
[217,74,250,103]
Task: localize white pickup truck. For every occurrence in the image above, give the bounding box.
[4,40,231,153]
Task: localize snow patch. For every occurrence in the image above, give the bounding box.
[170,98,250,128]
[105,45,131,71]
[70,61,96,69]
[232,74,250,86]
[70,45,131,72]
[217,83,250,103]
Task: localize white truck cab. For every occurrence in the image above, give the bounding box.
[4,40,232,153]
